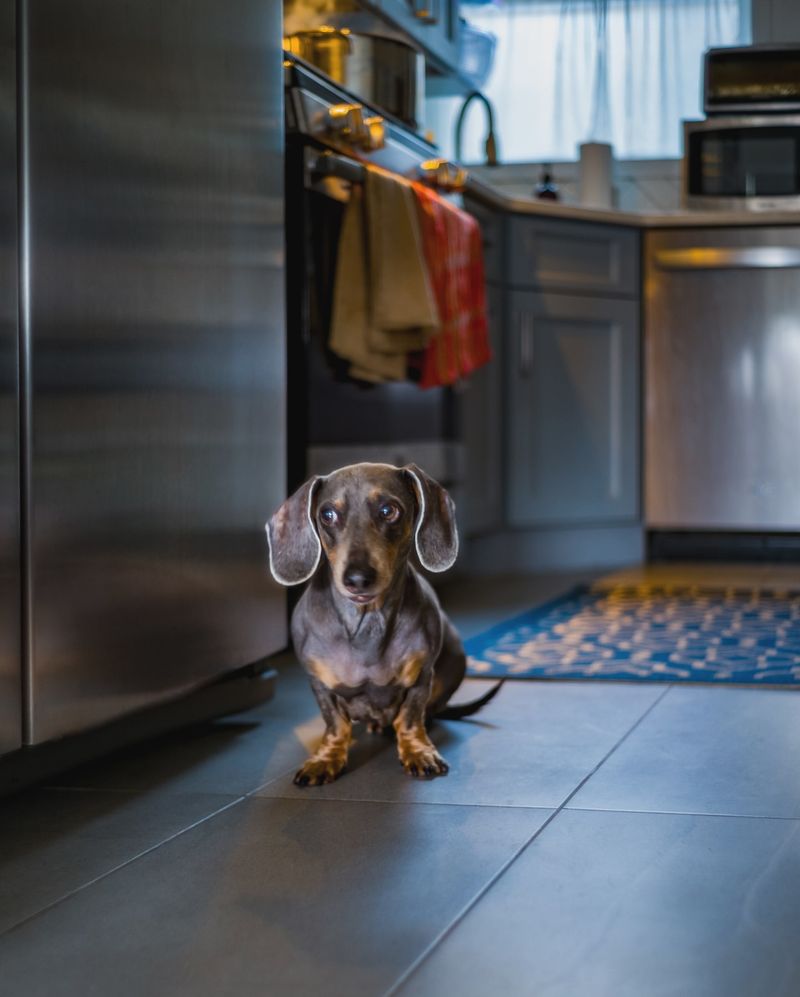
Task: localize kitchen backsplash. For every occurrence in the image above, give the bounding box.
[468,159,683,213]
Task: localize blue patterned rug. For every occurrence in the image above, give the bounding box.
[465,585,800,686]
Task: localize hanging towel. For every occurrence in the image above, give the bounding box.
[409,183,492,389]
[328,165,440,383]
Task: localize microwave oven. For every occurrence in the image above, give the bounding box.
[704,45,800,116]
[683,116,800,210]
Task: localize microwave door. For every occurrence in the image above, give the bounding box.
[685,120,800,210]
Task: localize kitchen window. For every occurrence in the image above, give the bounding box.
[439,0,751,162]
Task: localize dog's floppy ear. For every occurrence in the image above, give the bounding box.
[266,476,325,586]
[403,464,459,573]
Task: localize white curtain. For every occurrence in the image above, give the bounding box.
[453,0,751,162]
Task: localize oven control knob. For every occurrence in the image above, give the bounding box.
[327,102,366,143]
[418,158,469,193]
[362,116,386,151]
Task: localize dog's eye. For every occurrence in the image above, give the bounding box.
[378,502,401,524]
[319,506,338,527]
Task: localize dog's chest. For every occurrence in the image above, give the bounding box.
[305,636,404,689]
[300,620,428,696]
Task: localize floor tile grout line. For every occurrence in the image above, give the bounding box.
[0,794,248,940]
[383,682,675,997]
[564,805,800,821]
[42,758,309,800]
[248,762,309,797]
[39,784,245,798]
[254,792,556,811]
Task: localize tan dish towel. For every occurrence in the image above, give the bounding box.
[329,164,440,382]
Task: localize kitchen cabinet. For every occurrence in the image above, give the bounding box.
[507,216,639,296]
[506,291,639,527]
[466,198,504,282]
[462,284,504,535]
[462,196,642,567]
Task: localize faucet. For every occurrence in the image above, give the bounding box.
[454,90,498,166]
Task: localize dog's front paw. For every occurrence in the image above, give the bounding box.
[293,756,346,787]
[398,744,449,778]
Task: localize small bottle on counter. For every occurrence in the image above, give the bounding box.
[534,165,559,201]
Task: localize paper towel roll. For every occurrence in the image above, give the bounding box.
[579,142,613,208]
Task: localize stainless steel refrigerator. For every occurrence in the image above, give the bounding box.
[1,0,286,751]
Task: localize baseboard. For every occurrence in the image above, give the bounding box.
[0,663,278,798]
[462,524,645,575]
[648,531,800,562]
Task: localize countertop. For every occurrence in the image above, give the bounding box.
[466,178,800,229]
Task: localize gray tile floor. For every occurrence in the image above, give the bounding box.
[2,568,800,996]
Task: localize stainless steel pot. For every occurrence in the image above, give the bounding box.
[284,27,425,131]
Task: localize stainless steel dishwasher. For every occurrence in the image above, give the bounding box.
[645,226,800,532]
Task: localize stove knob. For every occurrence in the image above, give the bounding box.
[418,158,469,193]
[327,103,366,143]
[362,116,386,151]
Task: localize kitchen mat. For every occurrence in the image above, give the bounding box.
[465,585,800,685]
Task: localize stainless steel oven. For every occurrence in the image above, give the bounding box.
[284,55,466,500]
[683,115,800,211]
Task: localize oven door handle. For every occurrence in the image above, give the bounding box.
[654,246,800,270]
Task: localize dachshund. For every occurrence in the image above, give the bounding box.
[266,462,502,785]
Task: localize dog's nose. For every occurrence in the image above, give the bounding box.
[343,564,377,593]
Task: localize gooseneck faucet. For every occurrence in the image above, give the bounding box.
[454,90,499,166]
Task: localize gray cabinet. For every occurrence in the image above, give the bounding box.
[464,200,641,543]
[462,284,504,535]
[467,199,504,282]
[506,291,639,527]
[507,217,639,297]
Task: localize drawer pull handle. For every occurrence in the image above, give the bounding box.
[654,247,800,271]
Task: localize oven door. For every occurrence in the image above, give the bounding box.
[684,117,800,210]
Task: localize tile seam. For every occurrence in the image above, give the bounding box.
[0,794,247,940]
[383,682,674,996]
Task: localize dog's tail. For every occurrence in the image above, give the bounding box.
[435,679,505,720]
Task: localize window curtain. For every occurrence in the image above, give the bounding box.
[456,0,751,162]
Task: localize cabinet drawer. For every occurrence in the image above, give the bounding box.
[508,217,639,296]
[466,200,503,283]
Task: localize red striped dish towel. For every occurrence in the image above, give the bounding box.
[409,184,492,388]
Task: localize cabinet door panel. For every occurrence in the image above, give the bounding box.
[507,292,639,526]
[462,283,503,535]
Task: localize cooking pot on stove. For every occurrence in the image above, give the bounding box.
[284,26,425,131]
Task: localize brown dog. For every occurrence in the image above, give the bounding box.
[266,462,501,785]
